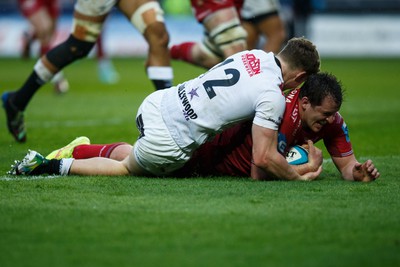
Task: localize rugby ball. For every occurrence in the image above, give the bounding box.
[286,145,309,165]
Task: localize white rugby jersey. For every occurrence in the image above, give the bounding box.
[241,0,281,19]
[161,50,285,150]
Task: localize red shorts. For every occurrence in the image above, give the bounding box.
[18,0,60,19]
[191,0,244,22]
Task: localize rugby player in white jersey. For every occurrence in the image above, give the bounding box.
[9,37,322,181]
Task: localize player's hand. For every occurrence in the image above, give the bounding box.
[299,165,323,181]
[353,160,380,182]
[306,140,323,172]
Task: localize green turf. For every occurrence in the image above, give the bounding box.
[0,57,399,267]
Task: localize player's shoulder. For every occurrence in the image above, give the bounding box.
[333,112,345,125]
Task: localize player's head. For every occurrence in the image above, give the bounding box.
[299,72,344,132]
[277,37,320,90]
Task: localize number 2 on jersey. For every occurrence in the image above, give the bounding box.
[203,58,240,99]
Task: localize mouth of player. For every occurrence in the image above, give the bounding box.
[314,120,326,130]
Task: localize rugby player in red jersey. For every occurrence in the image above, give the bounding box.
[18,0,69,93]
[178,72,380,182]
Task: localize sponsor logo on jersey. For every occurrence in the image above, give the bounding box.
[266,116,282,128]
[241,53,261,77]
[342,121,350,142]
[291,105,298,123]
[286,88,299,103]
[278,132,287,154]
[178,84,198,121]
[188,87,199,100]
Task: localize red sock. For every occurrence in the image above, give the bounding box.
[72,142,128,159]
[170,42,195,62]
[40,44,51,55]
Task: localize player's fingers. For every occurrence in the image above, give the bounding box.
[354,162,362,170]
[307,139,314,148]
[307,140,315,154]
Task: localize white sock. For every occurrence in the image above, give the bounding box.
[60,158,74,176]
[34,60,54,82]
[147,66,173,80]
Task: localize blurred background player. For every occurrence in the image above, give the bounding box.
[18,0,69,93]
[20,0,119,85]
[170,0,247,68]
[95,33,120,84]
[3,0,173,143]
[240,0,286,53]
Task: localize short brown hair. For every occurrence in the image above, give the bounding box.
[278,37,320,75]
[299,72,343,109]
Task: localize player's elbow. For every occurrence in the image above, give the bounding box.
[252,154,275,173]
[250,157,273,181]
[251,161,279,181]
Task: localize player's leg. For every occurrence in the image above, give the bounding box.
[19,1,69,93]
[118,0,173,90]
[18,0,53,57]
[70,148,149,176]
[2,1,112,142]
[45,135,132,161]
[24,7,55,55]
[96,32,120,84]
[171,7,247,69]
[8,150,132,176]
[68,157,131,176]
[202,7,247,59]
[256,14,286,53]
[73,143,132,161]
[241,20,259,50]
[240,0,286,53]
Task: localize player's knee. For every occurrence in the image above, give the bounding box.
[36,23,53,39]
[196,42,223,68]
[71,14,104,42]
[146,22,170,49]
[130,1,165,35]
[211,23,248,54]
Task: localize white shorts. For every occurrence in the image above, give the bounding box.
[133,90,191,176]
[75,0,117,16]
[241,0,280,19]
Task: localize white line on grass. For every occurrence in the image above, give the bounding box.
[0,175,63,181]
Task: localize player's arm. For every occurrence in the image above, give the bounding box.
[331,155,380,182]
[251,124,322,181]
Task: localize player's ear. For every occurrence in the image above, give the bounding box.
[294,71,307,84]
[300,96,310,109]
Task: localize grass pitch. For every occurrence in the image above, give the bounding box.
[1,57,399,267]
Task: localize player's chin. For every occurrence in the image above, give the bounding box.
[311,122,324,132]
